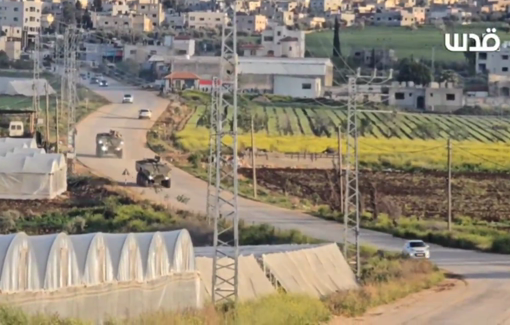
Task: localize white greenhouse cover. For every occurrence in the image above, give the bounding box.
[196,255,275,302]
[0,152,67,199]
[0,230,196,293]
[0,78,56,97]
[0,147,46,156]
[262,243,359,298]
[0,138,37,148]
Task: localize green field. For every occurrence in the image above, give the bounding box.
[306,24,510,62]
[187,104,510,143]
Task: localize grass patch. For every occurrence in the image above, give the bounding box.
[306,24,510,62]
[359,214,510,254]
[0,294,331,324]
[324,256,444,317]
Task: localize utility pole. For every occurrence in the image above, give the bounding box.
[251,115,257,199]
[207,77,219,225]
[55,97,60,153]
[337,127,343,213]
[447,137,452,231]
[209,0,240,307]
[32,32,41,132]
[431,47,435,82]
[44,82,50,145]
[65,26,79,174]
[343,68,393,280]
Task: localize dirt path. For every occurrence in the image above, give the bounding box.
[330,278,466,325]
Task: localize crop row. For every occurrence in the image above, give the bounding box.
[189,105,510,143]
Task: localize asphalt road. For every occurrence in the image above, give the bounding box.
[76,77,510,324]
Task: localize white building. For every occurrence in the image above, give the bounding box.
[0,1,43,37]
[274,76,322,98]
[242,24,305,58]
[475,41,510,75]
[123,36,195,63]
[309,0,342,12]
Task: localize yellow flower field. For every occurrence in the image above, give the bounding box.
[177,125,510,171]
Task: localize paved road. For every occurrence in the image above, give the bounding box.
[76,77,510,324]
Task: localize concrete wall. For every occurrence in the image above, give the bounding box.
[274,76,321,98]
[0,272,202,323]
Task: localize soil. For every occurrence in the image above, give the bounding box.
[238,168,510,222]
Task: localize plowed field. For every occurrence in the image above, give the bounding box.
[238,168,510,222]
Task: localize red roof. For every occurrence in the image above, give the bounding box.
[240,43,264,50]
[200,79,222,86]
[164,71,200,80]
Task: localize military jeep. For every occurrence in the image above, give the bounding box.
[135,155,171,188]
[96,130,124,158]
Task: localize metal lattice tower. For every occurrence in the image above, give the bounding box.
[343,74,360,279]
[343,69,393,280]
[32,32,41,115]
[210,4,240,305]
[65,26,79,171]
[207,77,219,225]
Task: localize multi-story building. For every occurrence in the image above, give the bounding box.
[123,36,195,63]
[236,14,267,33]
[94,13,153,33]
[274,11,294,26]
[389,81,464,112]
[0,1,43,37]
[476,41,510,74]
[373,8,425,26]
[135,1,165,28]
[241,24,305,58]
[309,0,342,12]
[103,1,131,15]
[185,11,228,29]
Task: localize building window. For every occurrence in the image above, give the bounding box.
[446,94,455,101]
[478,52,487,60]
[263,36,273,42]
[13,17,18,21]
[503,67,508,72]
[13,7,18,11]
[302,83,312,89]
[394,92,405,100]
[130,50,136,54]
[141,5,145,9]
[199,18,204,21]
[30,7,35,12]
[190,17,195,21]
[503,55,509,60]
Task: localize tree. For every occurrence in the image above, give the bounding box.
[75,0,83,26]
[396,58,431,86]
[62,2,76,24]
[82,9,93,29]
[93,0,102,12]
[0,50,9,68]
[332,17,341,57]
[438,70,460,85]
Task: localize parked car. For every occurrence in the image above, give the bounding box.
[99,79,108,87]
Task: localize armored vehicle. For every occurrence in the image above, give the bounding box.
[135,155,171,188]
[96,130,124,158]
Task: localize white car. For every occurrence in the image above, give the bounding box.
[138,109,152,119]
[402,240,430,259]
[123,94,133,103]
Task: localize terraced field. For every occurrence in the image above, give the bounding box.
[176,104,510,171]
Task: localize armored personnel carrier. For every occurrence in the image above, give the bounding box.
[135,155,171,188]
[96,130,124,158]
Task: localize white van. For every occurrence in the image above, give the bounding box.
[8,121,24,137]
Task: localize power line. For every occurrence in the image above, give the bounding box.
[209,3,240,306]
[343,68,393,280]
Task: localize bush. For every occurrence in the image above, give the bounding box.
[324,258,443,317]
